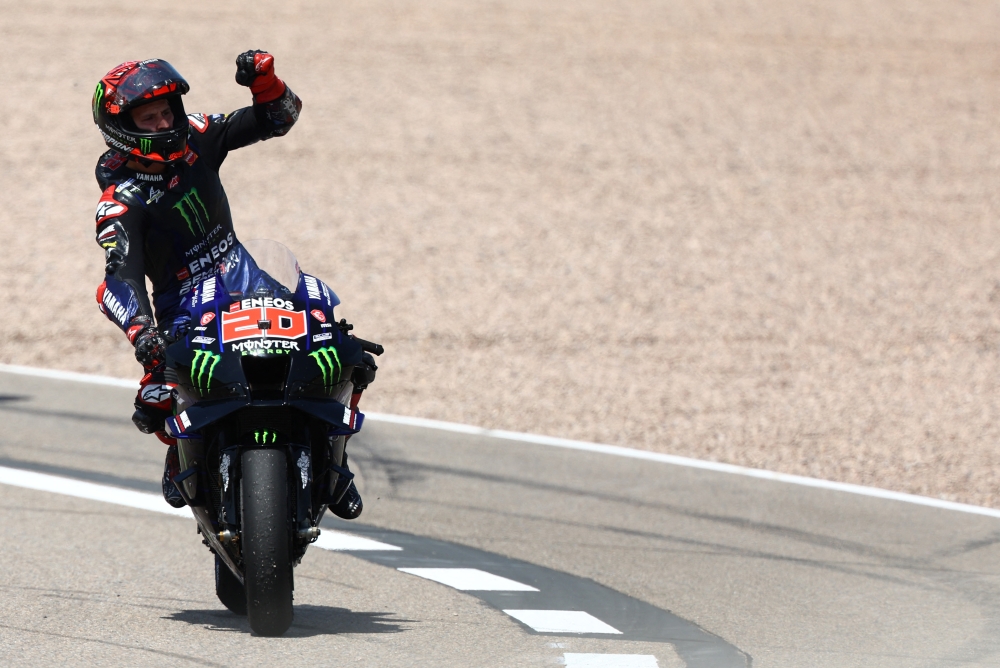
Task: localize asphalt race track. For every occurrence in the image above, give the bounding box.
[1,370,1000,667]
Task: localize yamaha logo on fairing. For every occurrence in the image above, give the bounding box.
[201,278,216,304]
[304,275,322,300]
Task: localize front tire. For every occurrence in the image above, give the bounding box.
[241,448,293,636]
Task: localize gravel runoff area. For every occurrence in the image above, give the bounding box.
[2,0,1000,506]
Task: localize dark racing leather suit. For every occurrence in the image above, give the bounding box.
[94,87,301,343]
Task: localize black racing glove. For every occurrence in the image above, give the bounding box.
[351,352,378,392]
[235,50,267,86]
[133,323,168,369]
[235,50,286,102]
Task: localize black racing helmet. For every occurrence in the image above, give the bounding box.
[93,59,190,163]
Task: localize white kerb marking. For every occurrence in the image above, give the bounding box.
[313,530,402,552]
[503,610,622,634]
[563,654,658,668]
[0,466,189,517]
[0,363,137,389]
[6,364,1000,520]
[398,568,538,591]
[0,465,403,551]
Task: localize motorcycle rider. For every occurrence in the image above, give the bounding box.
[92,53,369,517]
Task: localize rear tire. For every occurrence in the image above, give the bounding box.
[214,554,247,615]
[241,448,293,636]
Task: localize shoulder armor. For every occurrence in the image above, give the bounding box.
[188,113,210,133]
[95,185,129,226]
[95,150,127,190]
[187,113,226,133]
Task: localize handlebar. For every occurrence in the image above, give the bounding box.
[353,337,384,356]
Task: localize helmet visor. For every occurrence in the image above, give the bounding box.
[115,60,189,110]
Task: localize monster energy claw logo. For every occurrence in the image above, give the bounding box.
[92,83,104,120]
[174,188,210,235]
[191,350,221,395]
[309,348,341,387]
[139,137,152,155]
[254,430,277,444]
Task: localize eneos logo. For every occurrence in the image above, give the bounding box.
[220,307,307,343]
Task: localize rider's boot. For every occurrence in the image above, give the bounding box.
[331,356,377,520]
[331,450,363,520]
[161,443,186,508]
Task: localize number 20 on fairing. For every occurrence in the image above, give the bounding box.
[220,307,307,343]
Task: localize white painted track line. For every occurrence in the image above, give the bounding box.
[563,654,658,668]
[0,465,402,551]
[398,567,539,591]
[4,363,1000,520]
[313,530,402,552]
[0,465,189,517]
[0,363,137,389]
[503,610,622,634]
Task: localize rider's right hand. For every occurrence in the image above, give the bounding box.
[235,50,286,103]
[133,321,168,369]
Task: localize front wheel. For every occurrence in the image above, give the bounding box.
[241,448,293,636]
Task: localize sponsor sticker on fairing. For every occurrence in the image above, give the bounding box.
[230,339,300,352]
[191,336,216,345]
[310,309,326,323]
[200,312,215,326]
[312,332,332,342]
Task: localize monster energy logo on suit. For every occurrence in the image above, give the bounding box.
[174,188,210,235]
[139,137,152,155]
[309,348,341,386]
[191,350,221,395]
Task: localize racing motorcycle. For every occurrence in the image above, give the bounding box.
[162,239,382,636]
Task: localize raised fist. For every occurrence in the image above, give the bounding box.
[235,50,285,102]
[235,50,271,86]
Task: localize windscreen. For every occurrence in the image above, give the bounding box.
[216,239,301,301]
[242,239,300,292]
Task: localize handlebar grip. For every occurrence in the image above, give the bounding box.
[354,337,384,356]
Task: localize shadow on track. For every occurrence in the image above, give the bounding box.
[164,605,412,637]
